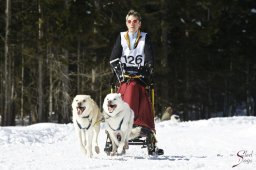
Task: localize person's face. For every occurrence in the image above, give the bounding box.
[126,15,141,33]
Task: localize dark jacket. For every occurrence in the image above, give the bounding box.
[110,32,154,68]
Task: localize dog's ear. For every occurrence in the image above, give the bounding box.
[117,93,122,98]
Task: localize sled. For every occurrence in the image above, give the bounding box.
[104,59,164,156]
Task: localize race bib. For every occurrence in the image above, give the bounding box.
[120,55,144,66]
[120,32,146,67]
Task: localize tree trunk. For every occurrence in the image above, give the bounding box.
[37,0,46,122]
[246,61,254,116]
[223,79,228,117]
[0,71,3,125]
[183,59,191,121]
[91,68,96,91]
[159,0,170,110]
[77,39,81,93]
[61,49,70,123]
[21,43,24,124]
[3,0,14,126]
[48,47,53,121]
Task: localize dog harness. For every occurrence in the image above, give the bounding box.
[76,115,92,130]
[104,110,125,131]
[108,118,124,131]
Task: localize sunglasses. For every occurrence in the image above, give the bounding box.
[127,19,138,24]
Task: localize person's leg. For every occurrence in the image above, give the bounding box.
[137,85,155,131]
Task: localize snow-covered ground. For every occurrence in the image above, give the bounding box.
[0,116,256,170]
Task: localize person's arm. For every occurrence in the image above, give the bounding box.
[144,34,154,68]
[110,34,123,84]
[142,34,154,85]
[110,34,122,62]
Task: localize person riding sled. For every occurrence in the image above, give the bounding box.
[109,9,163,155]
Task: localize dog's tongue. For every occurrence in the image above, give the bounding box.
[108,104,116,113]
[77,107,85,115]
[108,106,114,113]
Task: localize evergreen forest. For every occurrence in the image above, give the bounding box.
[0,0,256,125]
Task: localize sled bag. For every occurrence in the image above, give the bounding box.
[118,80,155,131]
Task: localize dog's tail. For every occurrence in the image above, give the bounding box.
[129,126,142,140]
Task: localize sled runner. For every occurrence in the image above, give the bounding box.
[104,59,164,156]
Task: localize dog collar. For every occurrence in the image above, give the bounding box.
[76,119,92,130]
[81,115,90,119]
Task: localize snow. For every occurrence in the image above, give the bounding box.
[1,116,256,170]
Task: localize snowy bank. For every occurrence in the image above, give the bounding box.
[0,116,256,170]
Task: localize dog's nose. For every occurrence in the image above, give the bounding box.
[77,102,81,106]
[108,100,112,105]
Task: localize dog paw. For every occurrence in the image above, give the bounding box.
[110,152,116,156]
[95,146,100,154]
[117,147,124,155]
[117,149,125,156]
[81,147,87,155]
[124,141,129,149]
[86,153,92,158]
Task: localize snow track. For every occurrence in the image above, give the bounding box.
[0,117,256,170]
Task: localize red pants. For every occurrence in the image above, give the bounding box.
[117,80,155,131]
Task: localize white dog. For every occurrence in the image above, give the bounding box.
[161,106,173,121]
[103,93,140,155]
[72,95,101,158]
[170,114,181,123]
